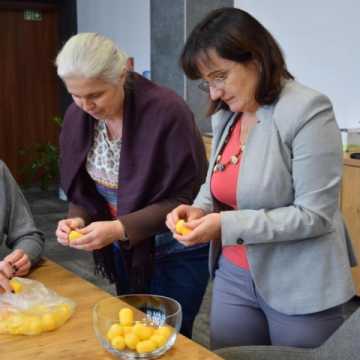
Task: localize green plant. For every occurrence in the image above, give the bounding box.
[20,116,63,190]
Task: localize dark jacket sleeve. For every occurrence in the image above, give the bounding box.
[120,199,182,245]
[67,202,92,225]
[118,93,207,247]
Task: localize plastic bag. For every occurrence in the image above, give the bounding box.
[0,277,76,335]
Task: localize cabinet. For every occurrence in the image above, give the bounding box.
[341,155,360,295]
[202,135,212,160]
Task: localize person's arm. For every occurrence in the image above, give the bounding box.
[221,94,342,246]
[119,197,187,247]
[119,95,208,247]
[67,202,91,225]
[0,161,44,265]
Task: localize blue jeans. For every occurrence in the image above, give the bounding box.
[113,232,209,338]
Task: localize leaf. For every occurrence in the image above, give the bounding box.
[18,115,63,189]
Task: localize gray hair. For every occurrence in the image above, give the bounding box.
[55,33,128,84]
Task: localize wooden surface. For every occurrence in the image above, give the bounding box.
[343,153,360,167]
[0,259,222,360]
[202,135,212,160]
[341,155,360,295]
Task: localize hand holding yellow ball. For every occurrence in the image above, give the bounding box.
[68,230,83,242]
[175,219,192,236]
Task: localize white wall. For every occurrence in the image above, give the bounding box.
[235,0,360,129]
[77,0,150,75]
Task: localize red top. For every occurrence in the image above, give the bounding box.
[211,117,249,270]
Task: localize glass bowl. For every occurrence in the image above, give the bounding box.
[93,294,182,359]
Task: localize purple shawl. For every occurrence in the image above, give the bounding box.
[59,73,207,289]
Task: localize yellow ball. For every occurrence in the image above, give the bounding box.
[9,279,23,294]
[9,314,24,325]
[7,314,24,334]
[52,304,71,326]
[27,316,42,335]
[136,339,157,353]
[133,322,155,340]
[175,220,192,236]
[124,333,139,350]
[119,307,134,326]
[150,333,167,348]
[68,230,83,241]
[58,303,72,318]
[154,326,172,340]
[111,335,126,350]
[41,313,57,332]
[106,323,124,341]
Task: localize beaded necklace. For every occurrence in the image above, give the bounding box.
[213,115,244,173]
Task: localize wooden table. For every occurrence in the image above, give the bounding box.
[0,259,222,360]
[341,153,360,295]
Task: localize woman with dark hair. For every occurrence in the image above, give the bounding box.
[54,33,209,338]
[167,7,356,349]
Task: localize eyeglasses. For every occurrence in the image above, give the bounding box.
[197,51,254,93]
[198,75,227,93]
[198,63,237,93]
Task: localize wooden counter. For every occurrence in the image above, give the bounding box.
[341,154,360,295]
[343,153,360,167]
[0,259,223,360]
[203,134,212,160]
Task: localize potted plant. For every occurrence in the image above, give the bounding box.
[20,116,64,194]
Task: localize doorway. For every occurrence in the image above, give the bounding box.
[0,1,76,183]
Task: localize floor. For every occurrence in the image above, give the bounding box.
[13,187,360,348]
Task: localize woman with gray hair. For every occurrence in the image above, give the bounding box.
[55,33,209,338]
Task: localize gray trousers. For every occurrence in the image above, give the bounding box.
[210,256,345,350]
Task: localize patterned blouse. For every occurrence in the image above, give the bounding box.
[86,120,120,218]
[85,119,205,257]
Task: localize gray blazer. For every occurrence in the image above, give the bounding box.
[193,80,356,315]
[0,160,44,265]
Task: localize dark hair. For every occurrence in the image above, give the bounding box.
[180,7,294,115]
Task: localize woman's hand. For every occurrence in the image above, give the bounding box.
[0,249,32,292]
[4,249,31,277]
[0,260,14,293]
[68,220,125,251]
[174,213,221,247]
[56,217,85,246]
[166,204,206,233]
